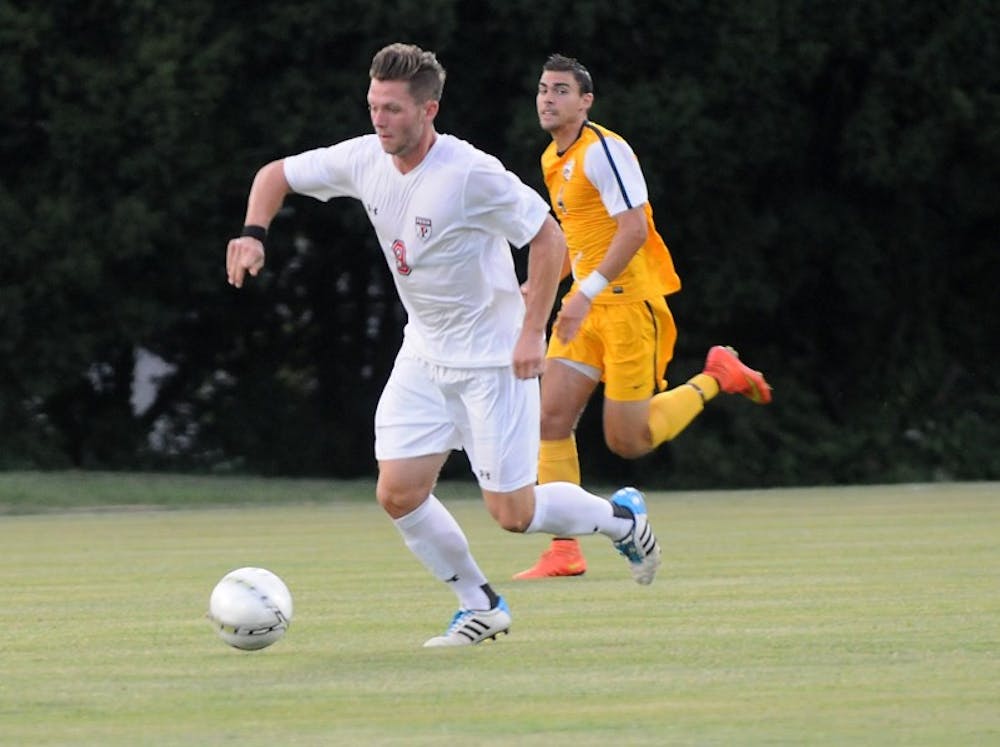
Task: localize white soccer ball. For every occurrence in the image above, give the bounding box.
[207,567,293,651]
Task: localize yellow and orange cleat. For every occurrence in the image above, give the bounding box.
[513,538,587,579]
[703,345,773,404]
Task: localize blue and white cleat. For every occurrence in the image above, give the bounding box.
[610,487,662,585]
[423,596,512,648]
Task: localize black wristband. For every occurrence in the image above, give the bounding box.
[240,224,267,243]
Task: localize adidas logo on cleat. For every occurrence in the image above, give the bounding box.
[610,487,662,586]
[423,597,512,648]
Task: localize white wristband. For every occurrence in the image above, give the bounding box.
[577,271,609,300]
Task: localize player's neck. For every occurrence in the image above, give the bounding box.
[552,119,587,155]
[394,129,439,174]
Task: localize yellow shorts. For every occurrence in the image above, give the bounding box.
[547,296,677,402]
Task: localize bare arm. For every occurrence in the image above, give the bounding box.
[518,239,570,298]
[559,245,573,280]
[553,205,647,343]
[225,159,292,288]
[512,214,567,379]
[591,205,647,284]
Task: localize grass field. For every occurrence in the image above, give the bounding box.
[0,473,997,746]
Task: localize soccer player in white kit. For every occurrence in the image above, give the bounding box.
[226,43,661,647]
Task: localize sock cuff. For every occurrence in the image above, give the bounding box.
[648,383,707,445]
[540,435,577,458]
[539,436,581,484]
[392,494,438,531]
[524,485,550,534]
[689,373,720,400]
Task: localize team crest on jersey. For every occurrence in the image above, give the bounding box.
[415,216,432,241]
[562,158,575,182]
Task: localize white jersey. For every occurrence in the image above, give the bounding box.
[283,134,550,367]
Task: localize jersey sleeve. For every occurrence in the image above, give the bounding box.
[582,137,649,217]
[283,138,366,202]
[462,156,551,249]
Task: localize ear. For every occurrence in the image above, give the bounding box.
[424,99,440,120]
[581,92,594,111]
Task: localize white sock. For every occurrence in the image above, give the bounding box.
[392,494,491,610]
[526,482,633,540]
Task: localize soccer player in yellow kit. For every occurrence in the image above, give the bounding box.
[514,54,772,579]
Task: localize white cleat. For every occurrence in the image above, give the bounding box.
[610,487,662,585]
[423,597,512,648]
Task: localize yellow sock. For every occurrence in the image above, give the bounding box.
[538,436,581,544]
[538,435,581,485]
[647,374,719,447]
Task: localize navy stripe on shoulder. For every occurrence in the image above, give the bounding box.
[583,122,633,210]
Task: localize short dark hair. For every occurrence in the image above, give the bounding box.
[370,43,447,103]
[542,54,594,95]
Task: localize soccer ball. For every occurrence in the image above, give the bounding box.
[207,567,293,651]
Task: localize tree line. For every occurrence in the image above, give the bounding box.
[2,0,997,488]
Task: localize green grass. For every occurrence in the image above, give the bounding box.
[0,474,998,745]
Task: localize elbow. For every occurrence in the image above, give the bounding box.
[616,207,648,249]
[631,218,648,246]
[258,159,291,194]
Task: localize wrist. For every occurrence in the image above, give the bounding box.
[577,271,609,300]
[240,224,267,244]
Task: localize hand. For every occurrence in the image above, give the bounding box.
[226,237,265,288]
[512,329,547,379]
[552,290,591,343]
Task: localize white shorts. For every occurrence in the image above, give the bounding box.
[374,352,540,492]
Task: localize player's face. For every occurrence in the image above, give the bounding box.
[368,79,436,159]
[537,71,591,133]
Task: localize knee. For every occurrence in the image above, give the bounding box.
[540,409,575,441]
[375,481,425,518]
[486,502,533,533]
[605,431,653,460]
[496,510,532,534]
[499,517,530,533]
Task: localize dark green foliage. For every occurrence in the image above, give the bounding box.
[1,0,997,485]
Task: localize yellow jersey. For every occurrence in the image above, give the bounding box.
[541,121,680,304]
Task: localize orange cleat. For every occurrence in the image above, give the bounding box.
[512,538,587,579]
[703,345,772,404]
